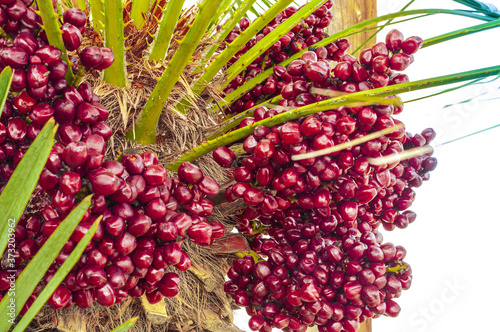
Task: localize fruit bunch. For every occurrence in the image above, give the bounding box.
[223,0,354,115]
[215,24,435,233]
[0,4,226,314]
[2,152,225,310]
[225,225,411,332]
[217,13,438,331]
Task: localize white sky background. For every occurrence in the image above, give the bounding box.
[183,0,500,331]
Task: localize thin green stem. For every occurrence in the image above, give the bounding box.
[436,123,500,147]
[422,18,500,48]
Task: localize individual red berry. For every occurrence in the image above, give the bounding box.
[213,146,236,168]
[80,46,103,68]
[62,142,88,167]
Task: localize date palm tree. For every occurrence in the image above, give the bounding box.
[0,0,498,331]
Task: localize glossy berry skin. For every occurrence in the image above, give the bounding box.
[95,48,114,70]
[89,172,120,196]
[61,23,83,51]
[213,146,236,168]
[62,142,88,167]
[94,282,115,306]
[48,285,72,309]
[80,47,103,68]
[63,8,87,29]
[59,171,81,195]
[177,162,203,184]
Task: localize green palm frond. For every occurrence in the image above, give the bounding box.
[453,0,500,19]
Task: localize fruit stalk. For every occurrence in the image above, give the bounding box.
[128,0,223,144]
[147,0,186,62]
[103,0,127,87]
[175,0,295,113]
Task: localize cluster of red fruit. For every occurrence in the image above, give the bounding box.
[0,6,224,314]
[217,5,437,331]
[223,0,355,115]
[0,5,113,188]
[225,225,410,332]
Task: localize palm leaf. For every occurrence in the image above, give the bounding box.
[109,317,139,332]
[0,67,12,118]
[12,213,100,332]
[453,0,500,18]
[88,0,105,35]
[130,0,151,29]
[0,119,56,255]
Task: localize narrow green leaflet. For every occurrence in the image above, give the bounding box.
[0,67,12,119]
[422,19,500,48]
[175,0,294,113]
[453,0,500,18]
[12,214,101,332]
[0,119,56,256]
[222,0,327,87]
[36,0,76,84]
[110,317,139,332]
[148,0,185,62]
[165,65,500,171]
[0,197,92,331]
[128,0,223,144]
[89,0,105,35]
[103,0,127,87]
[130,0,151,28]
[435,124,500,147]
